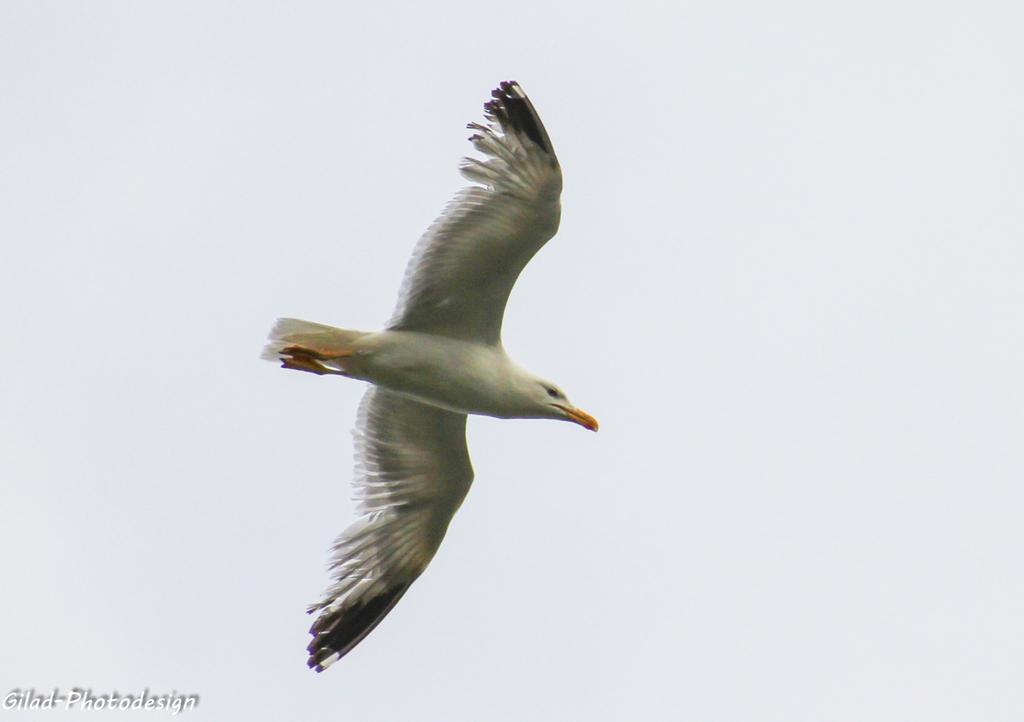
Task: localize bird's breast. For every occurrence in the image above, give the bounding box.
[358,331,514,416]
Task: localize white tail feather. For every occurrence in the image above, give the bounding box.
[261,317,369,362]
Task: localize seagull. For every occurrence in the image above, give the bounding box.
[263,80,598,672]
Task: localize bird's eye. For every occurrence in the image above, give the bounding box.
[546,387,559,398]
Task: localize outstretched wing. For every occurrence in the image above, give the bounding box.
[386,80,563,346]
[306,387,474,671]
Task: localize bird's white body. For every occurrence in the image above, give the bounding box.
[264,81,596,671]
[345,331,539,419]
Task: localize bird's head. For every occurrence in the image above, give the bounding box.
[532,380,599,431]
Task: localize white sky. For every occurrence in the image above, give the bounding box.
[2,2,1022,720]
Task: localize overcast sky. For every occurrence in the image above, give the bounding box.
[2,2,1022,721]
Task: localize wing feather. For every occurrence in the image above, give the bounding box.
[305,387,473,670]
[387,81,562,345]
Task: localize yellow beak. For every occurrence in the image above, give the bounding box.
[556,404,599,432]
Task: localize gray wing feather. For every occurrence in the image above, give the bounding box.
[387,81,563,345]
[306,387,473,670]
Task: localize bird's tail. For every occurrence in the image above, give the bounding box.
[262,318,370,375]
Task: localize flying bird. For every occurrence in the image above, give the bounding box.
[263,81,597,671]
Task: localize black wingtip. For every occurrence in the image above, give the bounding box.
[306,582,412,671]
[483,80,554,155]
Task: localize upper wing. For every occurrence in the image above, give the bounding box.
[306,387,473,671]
[386,80,563,345]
